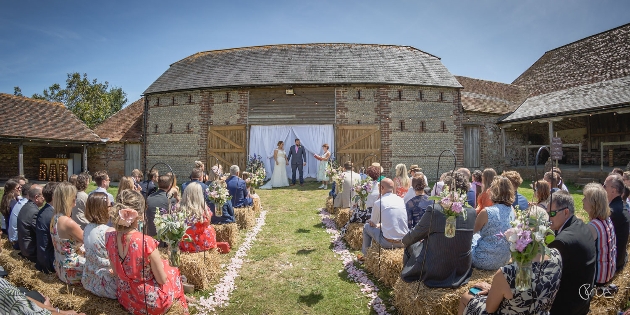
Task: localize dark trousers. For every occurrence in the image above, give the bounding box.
[291,163,304,184]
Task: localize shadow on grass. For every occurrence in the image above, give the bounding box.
[296,248,317,255]
[296,228,311,233]
[298,291,324,307]
[313,223,323,229]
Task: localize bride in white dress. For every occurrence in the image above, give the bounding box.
[259,141,289,189]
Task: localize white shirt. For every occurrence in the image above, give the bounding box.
[366,180,380,208]
[8,197,28,242]
[90,187,114,205]
[403,175,428,203]
[371,192,409,240]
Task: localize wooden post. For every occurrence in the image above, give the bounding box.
[18,143,24,176]
[578,143,582,172]
[600,142,604,171]
[548,121,554,146]
[525,147,529,167]
[501,128,506,158]
[587,116,591,152]
[83,145,88,172]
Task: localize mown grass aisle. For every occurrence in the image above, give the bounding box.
[218,182,373,314]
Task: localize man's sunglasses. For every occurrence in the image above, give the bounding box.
[549,207,568,218]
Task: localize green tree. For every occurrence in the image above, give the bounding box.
[30,72,127,128]
[13,86,23,96]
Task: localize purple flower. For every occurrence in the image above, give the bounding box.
[451,202,463,213]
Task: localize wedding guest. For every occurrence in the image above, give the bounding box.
[583,183,617,286]
[182,168,209,207]
[431,172,448,196]
[140,169,159,199]
[502,170,529,211]
[210,180,236,224]
[50,182,85,284]
[471,170,483,201]
[315,143,331,189]
[624,171,630,210]
[105,190,188,315]
[359,167,368,181]
[401,171,477,287]
[544,171,562,193]
[226,165,252,208]
[403,166,429,203]
[195,160,209,183]
[533,180,551,210]
[0,277,86,315]
[405,174,431,229]
[471,176,513,270]
[547,190,596,315]
[81,192,116,299]
[179,182,217,253]
[69,174,78,186]
[359,178,409,261]
[116,176,136,201]
[605,174,630,272]
[555,167,569,192]
[475,168,496,214]
[371,162,385,182]
[333,161,361,208]
[146,174,176,237]
[8,183,31,249]
[131,169,143,192]
[35,182,57,273]
[17,184,43,263]
[457,168,471,182]
[341,165,381,235]
[91,171,114,204]
[1,179,20,234]
[460,206,562,315]
[71,173,90,229]
[393,164,411,198]
[166,172,181,203]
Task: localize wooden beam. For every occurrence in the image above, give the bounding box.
[339,129,379,150]
[210,125,247,131]
[209,130,244,149]
[336,149,381,154]
[209,153,232,166]
[210,148,246,153]
[336,125,379,130]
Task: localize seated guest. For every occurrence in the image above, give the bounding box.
[81,192,116,299]
[17,184,44,262]
[502,170,529,211]
[116,176,137,201]
[0,277,86,315]
[605,174,630,272]
[533,180,551,210]
[140,169,159,199]
[341,166,380,234]
[404,166,429,203]
[182,168,209,207]
[241,172,261,206]
[471,176,513,270]
[430,172,448,196]
[69,174,78,186]
[405,173,431,229]
[460,206,562,315]
[71,173,90,229]
[1,179,21,234]
[226,165,253,208]
[471,170,483,202]
[475,168,496,214]
[547,190,596,315]
[555,167,569,192]
[166,172,181,203]
[50,182,85,284]
[583,183,617,286]
[90,171,114,204]
[146,174,177,237]
[9,183,31,249]
[393,164,410,198]
[359,178,409,260]
[333,161,361,208]
[179,182,217,253]
[623,171,630,210]
[35,182,57,273]
[131,169,143,192]
[210,191,235,225]
[544,171,562,193]
[105,190,188,314]
[372,162,386,182]
[401,172,477,287]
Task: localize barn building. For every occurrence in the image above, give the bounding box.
[143,44,466,181]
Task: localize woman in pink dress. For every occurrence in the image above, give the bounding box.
[179,182,217,252]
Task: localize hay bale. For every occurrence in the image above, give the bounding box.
[590,243,630,315]
[334,208,352,228]
[343,222,364,250]
[364,242,404,288]
[326,196,334,213]
[214,223,239,247]
[235,206,255,229]
[252,197,262,213]
[178,248,222,291]
[393,268,495,315]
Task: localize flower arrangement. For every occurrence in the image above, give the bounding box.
[206,182,232,217]
[326,159,344,193]
[429,184,469,237]
[245,155,266,187]
[154,207,192,266]
[352,178,375,209]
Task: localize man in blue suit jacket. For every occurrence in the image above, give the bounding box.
[287,138,307,186]
[226,165,252,208]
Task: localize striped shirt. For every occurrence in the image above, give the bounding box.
[590,218,617,284]
[0,278,50,314]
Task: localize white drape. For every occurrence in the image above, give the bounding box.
[249,125,334,180]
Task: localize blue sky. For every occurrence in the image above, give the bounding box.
[1,0,629,106]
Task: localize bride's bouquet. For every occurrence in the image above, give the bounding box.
[246,154,266,188]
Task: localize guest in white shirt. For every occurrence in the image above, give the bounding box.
[8,183,31,249]
[359,178,409,260]
[90,171,114,204]
[333,161,361,208]
[404,166,429,203]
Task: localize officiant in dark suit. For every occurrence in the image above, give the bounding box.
[287,138,307,186]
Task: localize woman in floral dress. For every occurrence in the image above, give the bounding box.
[105,190,188,315]
[393,164,410,198]
[50,182,85,284]
[81,192,117,299]
[179,182,217,253]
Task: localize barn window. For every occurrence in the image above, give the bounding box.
[420,121,426,132]
[172,96,175,105]
[154,124,158,133]
[400,120,405,131]
[439,92,444,101]
[156,97,160,106]
[398,90,402,100]
[419,90,423,100]
[187,123,191,132]
[188,94,192,103]
[226,92,230,102]
[358,90,361,100]
[357,120,361,125]
[441,121,447,132]
[169,123,173,133]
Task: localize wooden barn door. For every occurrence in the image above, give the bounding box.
[124,144,142,176]
[335,125,381,167]
[464,126,480,168]
[207,125,247,172]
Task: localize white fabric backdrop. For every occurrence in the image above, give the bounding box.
[249,125,334,180]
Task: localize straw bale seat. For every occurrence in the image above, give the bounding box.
[364,242,404,288]
[234,206,256,229]
[343,222,364,250]
[177,248,222,291]
[334,208,352,228]
[393,268,496,315]
[590,243,630,315]
[252,197,262,213]
[325,196,334,213]
[214,223,239,247]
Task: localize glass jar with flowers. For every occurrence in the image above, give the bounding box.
[429,184,469,238]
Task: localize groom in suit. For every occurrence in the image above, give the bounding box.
[287,138,307,186]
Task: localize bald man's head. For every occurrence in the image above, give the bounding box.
[380,178,394,193]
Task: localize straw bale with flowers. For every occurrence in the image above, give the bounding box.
[214,223,240,247]
[364,242,404,288]
[343,222,364,250]
[235,206,256,230]
[334,207,352,228]
[177,248,222,291]
[326,196,334,213]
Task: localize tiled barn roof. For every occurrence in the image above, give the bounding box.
[512,23,630,97]
[0,93,101,142]
[455,76,527,115]
[94,98,144,142]
[501,75,630,123]
[144,44,462,94]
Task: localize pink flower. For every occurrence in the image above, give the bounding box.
[451,202,463,213]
